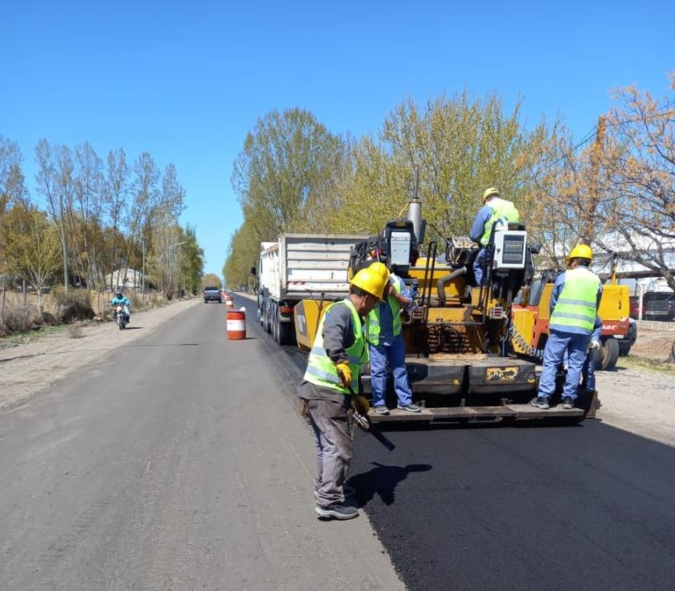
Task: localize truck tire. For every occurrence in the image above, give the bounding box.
[278,321,294,346]
[594,337,620,370]
[265,306,272,334]
[618,341,632,357]
[272,313,280,344]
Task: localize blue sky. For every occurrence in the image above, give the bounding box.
[1,0,673,278]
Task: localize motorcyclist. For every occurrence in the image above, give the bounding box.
[110,290,131,323]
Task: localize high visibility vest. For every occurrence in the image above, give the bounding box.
[549,267,601,333]
[480,197,520,245]
[303,299,369,394]
[365,279,402,346]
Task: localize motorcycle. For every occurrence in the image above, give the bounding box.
[114,305,128,330]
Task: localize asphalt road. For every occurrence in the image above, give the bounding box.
[2,295,674,591]
[0,298,403,591]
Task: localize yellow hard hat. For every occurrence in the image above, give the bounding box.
[566,244,593,262]
[483,187,499,201]
[368,261,390,283]
[350,268,387,301]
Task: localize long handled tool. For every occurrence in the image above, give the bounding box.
[344,382,396,452]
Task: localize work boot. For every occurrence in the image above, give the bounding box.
[530,396,550,410]
[315,504,359,520]
[397,403,422,413]
[562,396,575,410]
[373,405,390,415]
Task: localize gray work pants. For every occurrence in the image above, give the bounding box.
[307,398,353,508]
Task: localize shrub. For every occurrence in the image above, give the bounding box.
[52,287,95,324]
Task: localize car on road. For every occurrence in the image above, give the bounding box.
[203,287,223,303]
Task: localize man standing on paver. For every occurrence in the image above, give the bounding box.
[298,268,387,521]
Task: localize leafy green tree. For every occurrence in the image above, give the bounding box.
[202,273,221,289]
[3,204,61,313]
[223,220,261,290]
[335,91,551,245]
[231,108,343,241]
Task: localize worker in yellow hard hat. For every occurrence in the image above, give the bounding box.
[469,187,520,285]
[365,260,421,414]
[532,243,603,411]
[298,267,387,521]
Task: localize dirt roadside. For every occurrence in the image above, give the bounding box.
[1,301,674,446]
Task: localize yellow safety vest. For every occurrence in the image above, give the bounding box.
[303,299,369,394]
[549,267,601,333]
[365,279,402,346]
[480,198,520,245]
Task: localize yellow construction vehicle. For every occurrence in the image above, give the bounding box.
[347,197,594,425]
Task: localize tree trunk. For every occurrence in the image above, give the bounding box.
[667,340,675,364]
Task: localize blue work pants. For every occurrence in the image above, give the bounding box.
[473,248,488,286]
[564,349,596,392]
[538,329,591,400]
[369,336,413,407]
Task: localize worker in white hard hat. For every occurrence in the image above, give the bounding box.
[469,187,520,285]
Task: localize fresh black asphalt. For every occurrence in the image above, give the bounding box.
[243,296,675,591]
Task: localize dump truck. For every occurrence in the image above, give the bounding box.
[252,234,366,347]
[347,197,595,426]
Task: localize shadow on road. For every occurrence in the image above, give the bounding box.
[351,462,432,507]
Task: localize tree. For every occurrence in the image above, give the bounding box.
[202,273,221,289]
[35,140,73,291]
[72,141,105,290]
[3,204,61,313]
[334,91,551,242]
[231,108,343,241]
[594,76,675,291]
[223,220,261,290]
[529,74,675,285]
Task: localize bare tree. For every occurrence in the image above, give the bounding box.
[35,140,72,291]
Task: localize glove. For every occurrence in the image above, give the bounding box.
[588,340,601,352]
[335,362,352,388]
[352,394,370,417]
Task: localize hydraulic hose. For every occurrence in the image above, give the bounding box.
[436,267,467,303]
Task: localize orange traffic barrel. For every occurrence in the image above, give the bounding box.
[227,308,246,340]
[225,295,234,308]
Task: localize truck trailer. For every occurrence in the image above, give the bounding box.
[253,234,366,347]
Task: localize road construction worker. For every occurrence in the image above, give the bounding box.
[469,187,520,285]
[532,244,602,410]
[298,267,387,521]
[365,261,421,415]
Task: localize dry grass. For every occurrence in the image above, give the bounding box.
[0,288,172,339]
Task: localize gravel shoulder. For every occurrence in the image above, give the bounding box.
[2,301,674,447]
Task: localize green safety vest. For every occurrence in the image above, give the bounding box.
[303,299,369,394]
[480,197,520,245]
[549,267,601,333]
[365,278,402,346]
